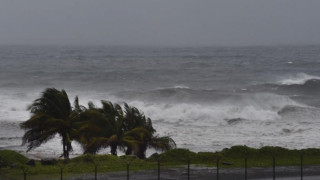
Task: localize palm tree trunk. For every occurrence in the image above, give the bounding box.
[62,134,69,159]
[63,142,66,159]
[110,144,117,155]
[136,145,147,159]
[125,147,132,155]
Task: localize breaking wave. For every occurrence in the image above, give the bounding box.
[278,105,320,121]
[278,73,320,85]
[276,79,320,95]
[249,74,320,99]
[118,92,301,125]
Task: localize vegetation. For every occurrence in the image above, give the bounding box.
[0,150,28,167]
[20,88,176,159]
[2,146,320,179]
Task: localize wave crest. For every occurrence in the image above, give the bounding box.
[278,73,320,85]
[123,93,301,127]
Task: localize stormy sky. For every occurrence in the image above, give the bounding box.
[1,0,320,46]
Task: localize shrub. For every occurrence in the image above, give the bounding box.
[0,150,28,167]
[158,148,197,163]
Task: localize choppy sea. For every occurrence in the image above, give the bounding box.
[1,45,320,158]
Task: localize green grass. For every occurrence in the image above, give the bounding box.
[2,146,320,179]
[0,150,28,167]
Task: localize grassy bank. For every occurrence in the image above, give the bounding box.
[2,146,320,179]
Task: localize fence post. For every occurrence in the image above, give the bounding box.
[58,162,66,180]
[21,166,28,180]
[272,155,275,180]
[216,157,220,180]
[187,160,190,180]
[127,163,130,180]
[301,152,304,180]
[244,157,247,180]
[95,164,98,180]
[60,167,63,180]
[158,160,160,180]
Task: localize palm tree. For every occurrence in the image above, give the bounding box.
[20,88,80,159]
[79,101,166,158]
[20,89,176,159]
[75,107,114,154]
[79,101,142,156]
[99,100,124,155]
[122,103,153,156]
[122,104,176,158]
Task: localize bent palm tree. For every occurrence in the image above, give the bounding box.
[123,103,176,158]
[75,108,113,154]
[20,88,79,159]
[79,101,154,156]
[71,100,176,158]
[79,100,128,155]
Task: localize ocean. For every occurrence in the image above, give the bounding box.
[1,45,320,158]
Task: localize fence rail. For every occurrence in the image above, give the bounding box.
[18,153,313,180]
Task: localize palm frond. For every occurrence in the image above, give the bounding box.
[74,96,87,113]
[84,137,112,154]
[88,101,96,110]
[149,136,176,151]
[28,88,72,119]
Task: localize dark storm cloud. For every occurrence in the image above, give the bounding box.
[1,0,320,46]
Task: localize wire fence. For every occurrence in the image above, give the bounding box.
[17,153,316,180]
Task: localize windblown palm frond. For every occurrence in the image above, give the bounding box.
[74,96,87,113]
[20,113,64,151]
[84,137,111,154]
[74,109,111,151]
[149,136,176,151]
[81,101,125,155]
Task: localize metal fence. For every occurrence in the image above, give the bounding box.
[19,153,312,180]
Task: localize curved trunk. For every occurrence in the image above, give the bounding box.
[63,142,66,158]
[136,145,147,159]
[125,147,132,155]
[62,133,70,159]
[64,144,69,159]
[110,143,118,156]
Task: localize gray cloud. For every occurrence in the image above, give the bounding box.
[1,0,320,46]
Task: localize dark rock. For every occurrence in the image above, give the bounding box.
[0,158,5,168]
[10,162,18,168]
[222,161,233,166]
[41,158,56,165]
[225,118,245,125]
[26,159,36,166]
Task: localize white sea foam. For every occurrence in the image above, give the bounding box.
[0,90,35,122]
[278,73,320,85]
[155,85,190,91]
[118,93,313,153]
[125,93,302,125]
[173,85,190,89]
